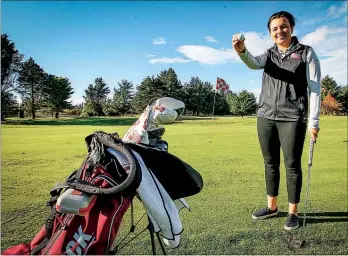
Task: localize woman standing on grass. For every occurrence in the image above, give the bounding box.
[232,11,321,230]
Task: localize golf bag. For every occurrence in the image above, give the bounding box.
[2,131,142,255]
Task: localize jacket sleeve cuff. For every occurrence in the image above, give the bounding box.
[308,118,319,130]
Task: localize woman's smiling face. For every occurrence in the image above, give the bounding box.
[269,17,293,47]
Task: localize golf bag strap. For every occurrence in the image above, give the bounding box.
[66,131,139,195]
[31,198,57,255]
[50,182,69,197]
[49,170,78,197]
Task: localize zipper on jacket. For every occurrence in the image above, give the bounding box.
[273,45,303,120]
[275,50,288,119]
[275,60,284,119]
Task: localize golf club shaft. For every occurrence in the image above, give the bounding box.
[303,138,315,227]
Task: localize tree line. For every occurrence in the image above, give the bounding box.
[1,33,347,121]
[79,73,258,118]
[2,34,74,120]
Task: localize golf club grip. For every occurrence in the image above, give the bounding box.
[308,138,315,166]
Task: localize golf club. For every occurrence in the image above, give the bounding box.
[303,137,315,227]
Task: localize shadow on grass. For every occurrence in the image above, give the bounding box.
[178,115,257,121]
[303,212,348,217]
[299,212,348,225]
[179,116,215,121]
[2,115,232,126]
[303,217,348,224]
[264,211,348,224]
[2,117,138,126]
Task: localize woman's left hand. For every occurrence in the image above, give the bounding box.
[310,128,319,142]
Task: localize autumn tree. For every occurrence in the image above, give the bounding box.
[321,93,340,115]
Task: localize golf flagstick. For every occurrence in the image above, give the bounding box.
[303,137,315,227]
[209,87,218,143]
[212,88,217,120]
[210,77,229,143]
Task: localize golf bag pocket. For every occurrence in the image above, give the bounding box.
[2,131,141,255]
[56,189,97,216]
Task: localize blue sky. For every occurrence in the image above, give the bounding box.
[2,1,347,105]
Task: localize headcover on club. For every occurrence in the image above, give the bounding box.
[123,97,185,145]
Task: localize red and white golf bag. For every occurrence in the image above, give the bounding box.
[2,131,142,255]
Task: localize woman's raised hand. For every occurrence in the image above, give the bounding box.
[232,34,246,54]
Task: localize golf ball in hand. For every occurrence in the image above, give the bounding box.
[238,33,245,41]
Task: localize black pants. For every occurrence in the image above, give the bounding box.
[257,117,307,204]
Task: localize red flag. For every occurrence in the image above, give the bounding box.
[216,77,229,91]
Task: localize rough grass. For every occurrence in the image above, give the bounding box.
[1,116,347,254]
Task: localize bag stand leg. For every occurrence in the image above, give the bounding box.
[147,217,166,255]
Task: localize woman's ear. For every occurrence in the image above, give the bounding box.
[291,26,294,34]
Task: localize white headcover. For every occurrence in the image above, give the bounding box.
[123,97,185,144]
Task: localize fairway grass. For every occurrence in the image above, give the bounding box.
[1,116,347,254]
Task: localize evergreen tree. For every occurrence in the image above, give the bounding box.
[113,79,134,116]
[1,34,23,120]
[226,90,257,117]
[82,78,110,116]
[337,85,348,115]
[321,75,339,100]
[158,68,183,100]
[132,76,167,113]
[43,74,74,118]
[18,57,46,119]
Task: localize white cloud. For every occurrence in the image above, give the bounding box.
[175,45,239,65]
[17,95,22,104]
[71,98,84,106]
[300,26,347,47]
[152,37,167,45]
[107,92,113,100]
[204,36,219,43]
[320,48,347,85]
[300,17,326,27]
[300,26,347,85]
[327,2,347,18]
[242,32,273,55]
[174,32,273,65]
[150,25,347,85]
[149,57,193,64]
[144,53,155,57]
